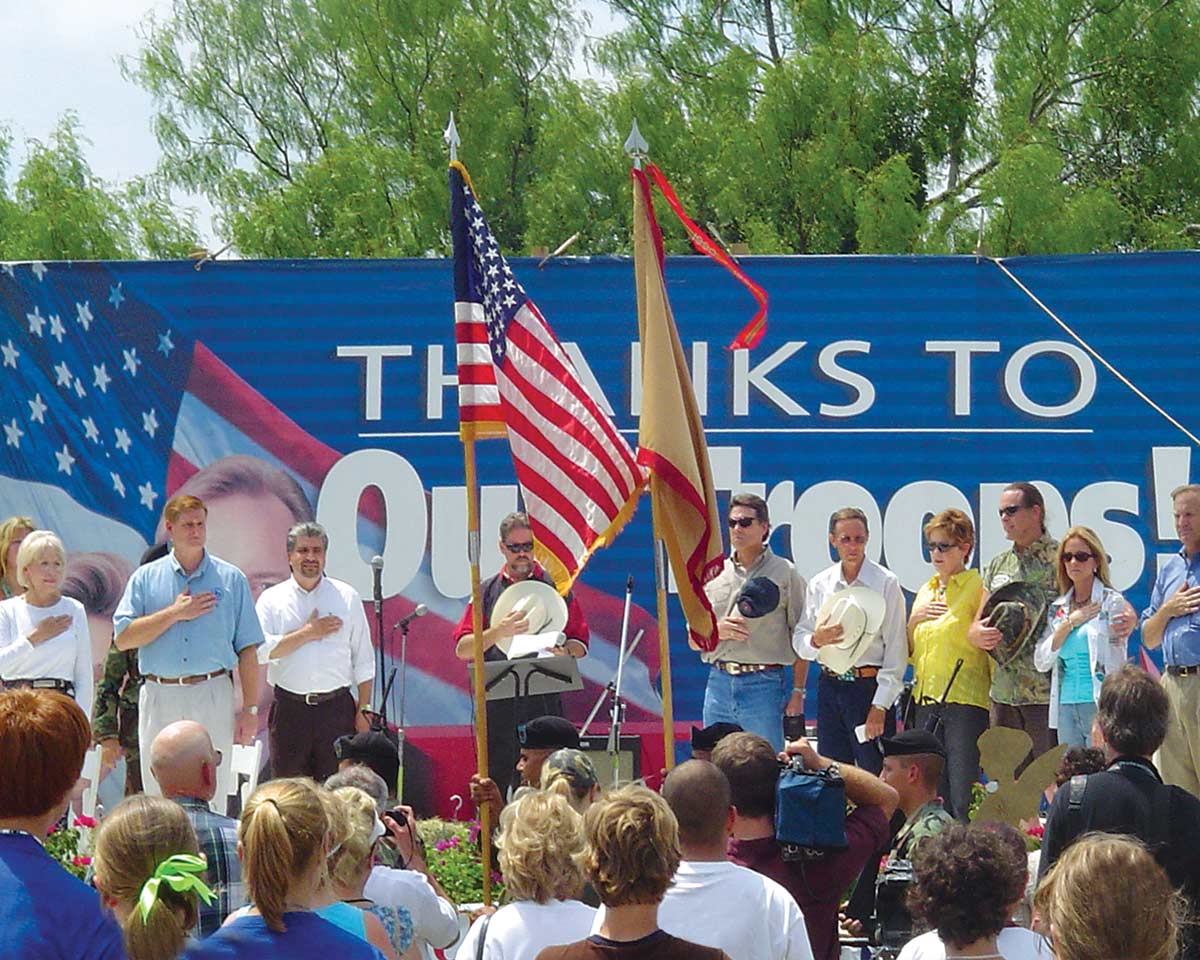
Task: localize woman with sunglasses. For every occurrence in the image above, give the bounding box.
[907,509,992,820]
[1034,526,1131,747]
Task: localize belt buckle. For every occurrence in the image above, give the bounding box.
[304,692,320,706]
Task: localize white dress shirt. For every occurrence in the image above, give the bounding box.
[0,595,93,716]
[793,557,908,710]
[255,574,374,694]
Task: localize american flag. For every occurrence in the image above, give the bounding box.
[451,162,647,590]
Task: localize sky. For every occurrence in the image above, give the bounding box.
[1,1,623,251]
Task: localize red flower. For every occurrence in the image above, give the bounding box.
[74,815,97,829]
[1025,824,1045,839]
[72,856,92,867]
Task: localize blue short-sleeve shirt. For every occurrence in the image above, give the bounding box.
[1142,549,1200,668]
[113,550,264,678]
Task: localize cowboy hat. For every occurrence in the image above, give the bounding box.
[981,581,1047,669]
[490,580,569,657]
[814,586,887,675]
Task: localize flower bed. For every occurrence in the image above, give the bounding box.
[415,817,504,906]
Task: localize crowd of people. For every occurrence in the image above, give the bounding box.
[2,474,1200,959]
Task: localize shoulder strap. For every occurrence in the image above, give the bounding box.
[475,912,493,960]
[1149,784,1174,850]
[1068,774,1088,810]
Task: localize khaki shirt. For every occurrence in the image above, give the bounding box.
[702,547,806,666]
[982,533,1058,705]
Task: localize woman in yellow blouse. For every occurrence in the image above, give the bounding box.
[907,508,993,821]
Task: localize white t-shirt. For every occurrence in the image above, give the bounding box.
[0,595,93,715]
[597,859,814,960]
[458,899,596,960]
[364,866,460,954]
[898,927,1053,960]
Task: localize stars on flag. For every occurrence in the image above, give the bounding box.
[73,378,86,400]
[138,481,157,511]
[30,262,47,282]
[76,301,93,331]
[111,473,126,498]
[109,283,125,309]
[55,444,76,476]
[142,409,159,438]
[0,263,14,277]
[123,347,140,377]
[114,428,132,454]
[3,419,22,449]
[28,394,48,424]
[81,417,100,444]
[93,363,112,393]
[157,330,174,357]
[48,314,65,343]
[2,340,19,368]
[54,361,74,388]
[27,307,46,338]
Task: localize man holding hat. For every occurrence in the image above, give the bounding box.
[795,507,907,774]
[452,511,588,795]
[700,493,808,752]
[879,729,953,863]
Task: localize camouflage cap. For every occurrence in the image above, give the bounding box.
[540,747,599,791]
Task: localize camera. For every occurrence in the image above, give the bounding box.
[874,857,916,950]
[775,755,847,862]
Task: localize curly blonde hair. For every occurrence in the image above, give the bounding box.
[495,790,586,903]
[581,785,680,907]
[328,786,380,888]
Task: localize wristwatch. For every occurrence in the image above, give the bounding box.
[246,705,259,716]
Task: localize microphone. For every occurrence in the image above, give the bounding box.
[394,604,428,631]
[371,555,384,610]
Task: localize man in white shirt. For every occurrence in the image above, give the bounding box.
[654,759,814,960]
[255,521,374,779]
[794,507,907,774]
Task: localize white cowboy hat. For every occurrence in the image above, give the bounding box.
[489,580,569,657]
[815,586,887,675]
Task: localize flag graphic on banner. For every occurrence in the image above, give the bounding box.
[450,161,647,591]
[630,170,724,652]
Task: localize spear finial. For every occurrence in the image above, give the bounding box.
[444,112,460,162]
[624,119,648,170]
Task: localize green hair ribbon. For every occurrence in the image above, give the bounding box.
[137,854,216,923]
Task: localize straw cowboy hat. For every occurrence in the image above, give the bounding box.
[815,586,887,675]
[489,580,569,657]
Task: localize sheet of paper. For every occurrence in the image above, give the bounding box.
[506,630,562,659]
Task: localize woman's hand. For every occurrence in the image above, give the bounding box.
[27,615,72,646]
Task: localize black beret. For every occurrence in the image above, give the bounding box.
[519,715,579,750]
[881,728,946,759]
[736,577,781,619]
[691,722,744,752]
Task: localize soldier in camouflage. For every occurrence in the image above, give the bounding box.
[880,729,954,863]
[969,482,1058,762]
[92,642,143,795]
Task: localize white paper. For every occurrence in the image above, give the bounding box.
[854,723,871,744]
[506,630,563,659]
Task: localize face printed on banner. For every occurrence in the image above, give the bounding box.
[288,534,327,587]
[87,614,113,680]
[205,493,295,600]
[830,518,869,565]
[499,525,536,581]
[5,526,30,583]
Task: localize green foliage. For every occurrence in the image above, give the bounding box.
[416,818,504,906]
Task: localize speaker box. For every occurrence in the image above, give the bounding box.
[577,735,641,789]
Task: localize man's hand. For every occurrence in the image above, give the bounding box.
[382,805,421,869]
[910,599,948,624]
[717,615,750,642]
[784,688,805,716]
[27,614,73,646]
[234,709,258,745]
[811,619,845,648]
[303,609,343,641]
[469,773,503,813]
[864,706,886,741]
[783,737,829,772]
[1163,584,1200,621]
[968,619,1002,651]
[170,588,217,623]
[495,609,530,639]
[98,738,123,776]
[354,709,371,734]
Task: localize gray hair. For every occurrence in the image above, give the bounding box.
[499,512,531,541]
[286,521,328,554]
[1171,484,1200,501]
[325,765,388,811]
[15,531,66,589]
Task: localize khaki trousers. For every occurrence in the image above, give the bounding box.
[139,674,235,808]
[1156,671,1200,796]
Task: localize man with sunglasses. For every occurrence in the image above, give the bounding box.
[968,481,1058,763]
[452,511,588,795]
[699,493,807,752]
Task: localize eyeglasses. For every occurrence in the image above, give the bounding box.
[998,505,1027,518]
[836,535,867,546]
[503,541,535,554]
[926,541,961,554]
[728,517,758,528]
[1063,551,1095,563]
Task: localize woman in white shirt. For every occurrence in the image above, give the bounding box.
[0,530,93,715]
[457,790,596,960]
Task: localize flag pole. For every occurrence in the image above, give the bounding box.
[447,111,492,906]
[625,119,675,771]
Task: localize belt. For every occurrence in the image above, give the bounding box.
[143,669,230,686]
[821,665,881,681]
[713,661,785,676]
[275,685,350,706]
[1167,664,1200,677]
[2,678,75,696]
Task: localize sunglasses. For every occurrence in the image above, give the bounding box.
[836,535,867,546]
[1063,551,1095,563]
[728,517,758,528]
[503,541,535,554]
[998,505,1027,518]
[926,541,961,554]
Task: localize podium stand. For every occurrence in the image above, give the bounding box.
[469,655,583,793]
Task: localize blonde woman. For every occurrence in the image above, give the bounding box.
[540,748,602,814]
[0,531,93,715]
[93,795,210,960]
[1034,526,1130,746]
[0,515,33,598]
[1034,834,1180,960]
[183,778,387,959]
[458,791,596,960]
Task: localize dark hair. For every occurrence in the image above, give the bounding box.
[1096,665,1169,757]
[62,551,134,617]
[1054,746,1107,786]
[286,521,328,554]
[157,456,313,540]
[828,507,869,536]
[729,493,769,526]
[0,690,91,817]
[908,823,1026,949]
[710,732,778,819]
[662,760,732,849]
[1004,482,1046,532]
[499,512,531,541]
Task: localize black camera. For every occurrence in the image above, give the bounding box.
[874,857,916,950]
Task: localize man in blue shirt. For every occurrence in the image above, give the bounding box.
[114,494,263,804]
[1141,483,1200,794]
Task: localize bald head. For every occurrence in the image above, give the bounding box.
[662,759,733,856]
[150,720,220,801]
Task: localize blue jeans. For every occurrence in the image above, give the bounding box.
[816,672,894,774]
[702,666,789,753]
[1057,700,1097,748]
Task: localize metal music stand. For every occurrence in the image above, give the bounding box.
[470,654,584,705]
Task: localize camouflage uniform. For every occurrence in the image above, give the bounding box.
[91,644,143,795]
[982,534,1059,705]
[891,798,954,863]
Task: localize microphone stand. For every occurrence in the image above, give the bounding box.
[580,629,645,737]
[396,616,412,802]
[372,558,388,726]
[607,575,634,786]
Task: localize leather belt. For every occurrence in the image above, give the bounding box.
[275,685,350,706]
[714,661,785,676]
[1167,664,1200,677]
[2,677,76,696]
[821,665,881,681]
[143,668,230,686]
